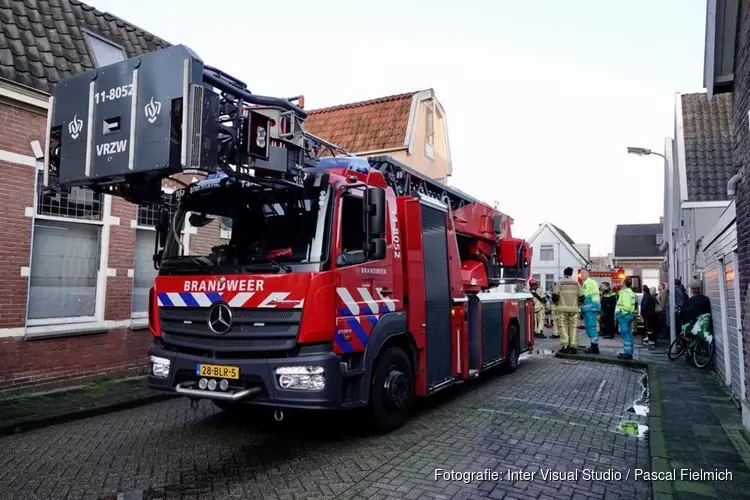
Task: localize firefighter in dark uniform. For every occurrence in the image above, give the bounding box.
[599,282,617,339]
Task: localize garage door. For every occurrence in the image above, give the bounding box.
[641,269,660,290]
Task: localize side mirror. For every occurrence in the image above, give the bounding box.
[364,187,386,236]
[367,238,386,260]
[336,254,347,267]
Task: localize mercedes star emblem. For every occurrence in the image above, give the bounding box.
[207,303,233,334]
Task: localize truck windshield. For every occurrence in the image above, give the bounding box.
[161,178,332,274]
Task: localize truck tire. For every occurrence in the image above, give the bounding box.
[501,326,520,374]
[369,346,413,433]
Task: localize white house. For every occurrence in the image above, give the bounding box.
[527,222,590,293]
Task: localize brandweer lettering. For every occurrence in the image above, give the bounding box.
[184,279,265,292]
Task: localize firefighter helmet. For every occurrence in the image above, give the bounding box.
[528,278,537,286]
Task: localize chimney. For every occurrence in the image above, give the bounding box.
[659,216,664,224]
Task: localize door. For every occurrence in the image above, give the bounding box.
[421,202,452,389]
[333,190,393,354]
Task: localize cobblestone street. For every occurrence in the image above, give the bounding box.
[0,354,650,500]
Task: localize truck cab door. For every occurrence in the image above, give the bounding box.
[332,186,393,355]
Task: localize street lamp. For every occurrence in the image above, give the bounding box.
[626,142,677,347]
[627,146,664,159]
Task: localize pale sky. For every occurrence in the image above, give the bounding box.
[88,0,707,256]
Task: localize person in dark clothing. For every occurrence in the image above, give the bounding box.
[674,278,688,334]
[679,279,711,326]
[599,282,617,339]
[653,281,668,345]
[640,285,657,345]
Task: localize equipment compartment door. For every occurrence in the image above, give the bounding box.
[468,295,481,371]
[421,204,452,389]
[481,301,503,366]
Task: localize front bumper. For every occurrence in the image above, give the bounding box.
[147,341,345,409]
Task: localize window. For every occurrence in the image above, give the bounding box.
[133,193,174,315]
[37,172,102,221]
[28,220,101,320]
[532,273,541,283]
[83,31,126,68]
[29,172,104,322]
[545,274,555,292]
[132,230,157,315]
[340,195,365,255]
[540,245,554,261]
[425,100,435,160]
[220,217,232,242]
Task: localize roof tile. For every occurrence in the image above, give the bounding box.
[0,0,170,94]
[305,92,419,153]
[680,92,734,202]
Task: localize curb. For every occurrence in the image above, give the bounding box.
[0,392,175,437]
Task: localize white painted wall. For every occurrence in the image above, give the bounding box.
[677,205,730,282]
[701,202,747,430]
[529,225,585,293]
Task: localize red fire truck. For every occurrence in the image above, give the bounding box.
[42,45,534,432]
[577,267,641,290]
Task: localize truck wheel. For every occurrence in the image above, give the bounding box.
[369,347,413,433]
[501,326,520,374]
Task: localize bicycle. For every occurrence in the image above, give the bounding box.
[667,321,714,368]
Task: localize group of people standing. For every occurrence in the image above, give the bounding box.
[529,272,714,359]
[529,269,642,360]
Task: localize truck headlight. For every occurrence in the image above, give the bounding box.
[275,366,325,391]
[149,355,171,378]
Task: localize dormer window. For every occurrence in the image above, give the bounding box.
[83,30,126,68]
[425,100,435,160]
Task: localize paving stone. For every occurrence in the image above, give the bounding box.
[0,352,651,499]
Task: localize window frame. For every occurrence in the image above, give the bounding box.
[26,165,107,328]
[424,100,436,160]
[539,244,554,261]
[131,189,175,321]
[334,187,383,268]
[82,29,127,68]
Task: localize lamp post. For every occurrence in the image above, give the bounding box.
[627,140,676,346]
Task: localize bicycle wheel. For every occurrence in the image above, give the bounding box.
[668,336,687,360]
[692,339,715,369]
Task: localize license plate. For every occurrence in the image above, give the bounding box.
[196,364,240,379]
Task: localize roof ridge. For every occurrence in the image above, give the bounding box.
[308,90,428,114]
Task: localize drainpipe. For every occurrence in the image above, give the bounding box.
[728,171,743,197]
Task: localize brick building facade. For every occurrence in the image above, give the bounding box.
[0,0,169,394]
[730,0,750,416]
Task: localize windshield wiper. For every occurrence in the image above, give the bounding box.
[248,254,292,273]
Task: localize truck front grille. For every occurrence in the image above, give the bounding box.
[159,307,301,353]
